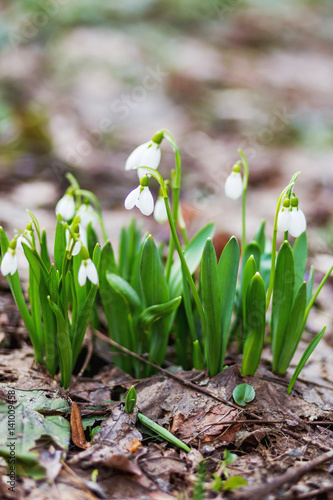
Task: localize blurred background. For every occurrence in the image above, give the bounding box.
[0,0,333,260]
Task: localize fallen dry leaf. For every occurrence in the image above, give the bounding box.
[70,401,90,450]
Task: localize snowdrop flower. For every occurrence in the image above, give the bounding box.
[78,248,98,286]
[154,195,168,224]
[1,241,18,276]
[124,177,154,216]
[55,191,75,221]
[125,140,161,180]
[16,224,33,251]
[76,204,97,229]
[289,207,307,238]
[277,197,306,238]
[66,228,81,256]
[225,164,243,200]
[277,199,291,232]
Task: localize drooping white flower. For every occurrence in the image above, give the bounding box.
[16,229,33,251]
[277,209,291,232]
[154,196,168,224]
[78,258,98,286]
[288,208,307,238]
[55,193,75,221]
[1,247,18,276]
[124,185,154,216]
[76,204,98,229]
[66,229,81,256]
[125,141,161,180]
[225,171,243,200]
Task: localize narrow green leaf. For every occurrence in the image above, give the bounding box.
[293,231,307,299]
[0,228,40,361]
[218,236,240,369]
[39,276,58,376]
[287,327,326,394]
[271,241,295,371]
[47,297,72,389]
[106,273,141,314]
[306,265,314,306]
[233,384,255,406]
[169,223,215,298]
[253,220,266,253]
[241,255,257,326]
[240,241,261,281]
[137,412,190,452]
[181,265,198,343]
[54,214,66,272]
[241,273,266,376]
[40,229,51,270]
[140,235,170,366]
[276,282,307,374]
[201,238,222,376]
[222,476,248,491]
[137,297,182,330]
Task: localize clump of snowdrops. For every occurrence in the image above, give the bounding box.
[1,130,331,392]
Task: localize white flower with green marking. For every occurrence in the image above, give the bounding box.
[55,192,75,221]
[125,140,161,180]
[225,164,243,200]
[78,258,98,286]
[1,245,18,276]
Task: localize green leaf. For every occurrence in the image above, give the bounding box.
[201,238,222,376]
[223,449,238,465]
[241,273,266,376]
[241,255,257,326]
[140,235,170,366]
[106,273,141,314]
[47,297,72,389]
[0,228,40,362]
[287,327,326,394]
[253,220,266,253]
[137,412,190,452]
[293,231,307,299]
[124,386,137,414]
[276,282,307,374]
[218,236,240,369]
[222,476,248,491]
[54,214,66,272]
[137,297,182,330]
[271,241,295,371]
[169,223,215,298]
[233,384,256,406]
[40,229,51,270]
[306,265,314,306]
[240,241,261,280]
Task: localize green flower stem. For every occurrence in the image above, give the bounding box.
[75,189,108,243]
[266,181,297,311]
[164,196,206,331]
[66,172,81,206]
[178,205,189,245]
[238,150,249,257]
[162,130,182,282]
[301,265,333,333]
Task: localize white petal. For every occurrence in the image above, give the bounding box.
[224,172,243,199]
[124,186,141,210]
[288,208,307,238]
[85,259,98,285]
[277,209,291,232]
[125,142,149,171]
[56,194,75,221]
[77,204,97,229]
[72,240,82,256]
[154,197,168,223]
[78,262,87,286]
[140,142,161,169]
[137,187,154,216]
[1,250,17,276]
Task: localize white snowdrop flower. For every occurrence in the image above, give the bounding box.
[76,204,98,229]
[78,258,98,286]
[1,247,18,276]
[154,196,168,224]
[288,208,307,238]
[66,229,81,256]
[16,229,33,251]
[55,192,75,221]
[277,209,291,232]
[125,141,161,180]
[225,170,243,200]
[124,184,154,216]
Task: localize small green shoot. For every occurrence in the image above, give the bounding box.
[124,386,137,413]
[137,412,190,452]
